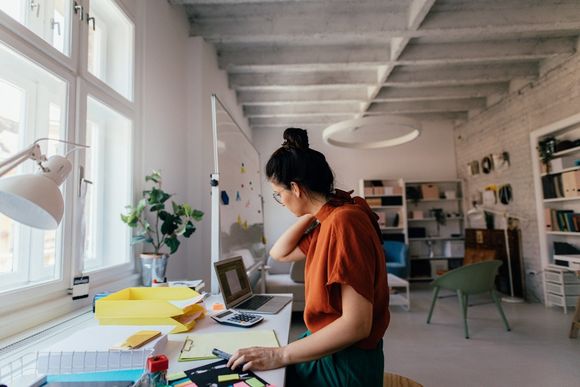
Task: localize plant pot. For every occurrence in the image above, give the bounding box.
[140,253,169,286]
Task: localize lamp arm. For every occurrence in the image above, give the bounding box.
[0,138,89,177]
[0,143,43,177]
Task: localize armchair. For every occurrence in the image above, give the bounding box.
[263,256,305,311]
[383,241,408,278]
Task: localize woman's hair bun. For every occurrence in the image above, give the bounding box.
[282,128,309,150]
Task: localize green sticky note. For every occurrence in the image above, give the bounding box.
[245,378,265,387]
[167,371,188,382]
[218,374,240,382]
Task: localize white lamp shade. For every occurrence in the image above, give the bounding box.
[0,174,64,229]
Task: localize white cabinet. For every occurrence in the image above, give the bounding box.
[405,180,465,281]
[531,113,580,310]
[544,265,580,313]
[359,179,407,244]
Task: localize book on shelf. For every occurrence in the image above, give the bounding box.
[545,209,580,232]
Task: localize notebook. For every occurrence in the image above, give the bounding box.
[179,329,279,361]
[214,256,292,314]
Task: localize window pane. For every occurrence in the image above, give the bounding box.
[0,0,71,56]
[83,96,132,271]
[0,41,67,291]
[88,0,134,100]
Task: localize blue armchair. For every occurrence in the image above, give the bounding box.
[383,241,408,278]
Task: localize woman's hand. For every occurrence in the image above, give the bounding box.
[227,346,287,371]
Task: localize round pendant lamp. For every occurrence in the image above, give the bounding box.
[322,115,421,149]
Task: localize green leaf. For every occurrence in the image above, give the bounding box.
[131,234,153,245]
[150,203,165,212]
[183,221,196,238]
[145,170,162,184]
[161,218,178,235]
[192,209,204,221]
[165,236,180,254]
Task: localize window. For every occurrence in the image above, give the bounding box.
[0,41,66,291]
[87,0,134,100]
[83,96,132,271]
[0,0,137,334]
[0,0,72,56]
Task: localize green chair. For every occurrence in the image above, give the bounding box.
[426,260,511,339]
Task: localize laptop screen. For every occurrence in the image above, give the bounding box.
[214,256,252,307]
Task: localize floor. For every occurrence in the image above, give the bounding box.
[289,285,580,387]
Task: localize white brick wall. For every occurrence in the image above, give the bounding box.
[455,52,580,302]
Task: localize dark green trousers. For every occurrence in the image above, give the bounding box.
[286,331,384,387]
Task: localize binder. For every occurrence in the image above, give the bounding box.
[563,170,580,197]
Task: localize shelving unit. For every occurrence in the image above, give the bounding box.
[531,113,580,311]
[405,180,465,281]
[359,178,407,244]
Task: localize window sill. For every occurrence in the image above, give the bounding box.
[0,271,140,341]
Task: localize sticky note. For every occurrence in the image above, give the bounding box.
[173,381,197,387]
[212,303,225,311]
[233,382,249,387]
[167,371,188,382]
[218,374,240,382]
[174,382,197,387]
[245,378,265,387]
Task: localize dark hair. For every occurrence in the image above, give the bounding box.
[266,128,334,197]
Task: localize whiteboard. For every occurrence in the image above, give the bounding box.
[210,95,265,292]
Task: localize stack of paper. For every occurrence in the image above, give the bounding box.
[36,325,172,374]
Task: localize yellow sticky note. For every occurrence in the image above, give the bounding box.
[245,378,265,387]
[218,374,240,382]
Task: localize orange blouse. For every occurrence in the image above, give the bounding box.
[298,190,390,349]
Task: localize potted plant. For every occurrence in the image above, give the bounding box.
[121,170,203,286]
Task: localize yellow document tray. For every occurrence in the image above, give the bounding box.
[95,287,205,333]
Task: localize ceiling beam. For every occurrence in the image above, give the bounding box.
[374,84,509,102]
[250,115,355,126]
[367,98,487,114]
[385,63,538,87]
[398,37,576,65]
[216,44,390,70]
[186,4,580,44]
[363,111,468,121]
[229,70,377,88]
[244,102,362,117]
[237,88,368,105]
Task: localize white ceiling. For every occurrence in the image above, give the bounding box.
[170,0,580,131]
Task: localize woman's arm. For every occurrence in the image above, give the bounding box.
[227,284,373,371]
[269,214,315,262]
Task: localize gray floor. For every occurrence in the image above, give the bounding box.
[289,285,580,387]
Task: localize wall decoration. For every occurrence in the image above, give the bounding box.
[499,184,513,205]
[467,160,480,176]
[221,191,230,205]
[493,152,510,171]
[481,155,494,174]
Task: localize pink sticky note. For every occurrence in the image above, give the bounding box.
[233,382,249,387]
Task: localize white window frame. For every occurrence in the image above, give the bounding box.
[0,0,140,339]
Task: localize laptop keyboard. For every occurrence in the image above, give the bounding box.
[236,295,274,310]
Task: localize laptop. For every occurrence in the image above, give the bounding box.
[214,256,292,314]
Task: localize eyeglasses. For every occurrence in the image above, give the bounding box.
[272,190,284,205]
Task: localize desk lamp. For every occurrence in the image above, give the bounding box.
[0,138,87,230]
[467,205,526,303]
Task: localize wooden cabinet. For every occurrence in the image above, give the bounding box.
[465,228,525,298]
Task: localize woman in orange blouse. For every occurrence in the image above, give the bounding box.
[227,128,390,386]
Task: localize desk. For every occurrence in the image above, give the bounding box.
[164,294,292,386]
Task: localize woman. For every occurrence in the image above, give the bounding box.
[227,128,390,386]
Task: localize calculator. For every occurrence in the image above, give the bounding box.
[211,309,264,327]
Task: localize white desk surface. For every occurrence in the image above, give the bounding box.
[164,294,293,387]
